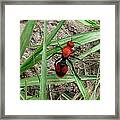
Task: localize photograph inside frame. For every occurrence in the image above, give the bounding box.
[20,20,100,100]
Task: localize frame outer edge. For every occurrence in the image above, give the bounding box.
[118,1,120,119]
[115,1,120,119]
[0,1,1,118]
[0,0,119,5]
[0,0,120,120]
[1,1,5,119]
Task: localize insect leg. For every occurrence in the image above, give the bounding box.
[70,56,81,61]
[67,58,81,80]
[47,53,62,60]
[70,56,87,64]
[54,57,62,65]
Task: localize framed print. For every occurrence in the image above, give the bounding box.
[0,0,120,119]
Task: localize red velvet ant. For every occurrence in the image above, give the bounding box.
[53,41,80,78]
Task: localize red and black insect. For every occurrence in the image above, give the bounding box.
[54,58,68,77]
[53,41,80,78]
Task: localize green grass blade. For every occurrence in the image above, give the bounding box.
[39,20,47,100]
[90,80,100,100]
[20,30,100,73]
[20,20,36,58]
[76,20,93,26]
[50,30,100,46]
[67,59,89,100]
[77,20,100,28]
[20,91,25,100]
[20,20,65,73]
[25,80,27,100]
[85,20,100,27]
[20,43,100,74]
[61,93,72,100]
[47,20,65,44]
[78,43,100,60]
[96,95,100,100]
[20,46,61,73]
[20,75,98,87]
[20,42,100,74]
[27,96,39,100]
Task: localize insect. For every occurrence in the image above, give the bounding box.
[53,40,80,78]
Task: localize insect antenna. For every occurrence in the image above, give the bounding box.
[74,42,81,46]
[70,36,81,47]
